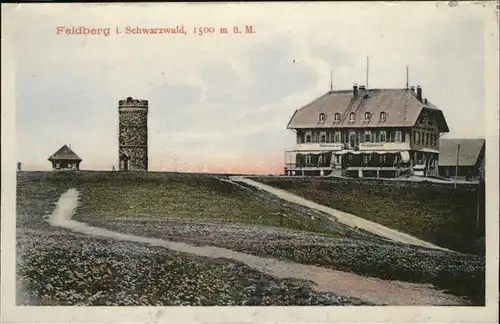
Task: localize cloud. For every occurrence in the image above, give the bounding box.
[147,82,203,133]
[245,38,317,106]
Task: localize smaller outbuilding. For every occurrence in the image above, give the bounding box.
[438,138,485,181]
[48,144,82,171]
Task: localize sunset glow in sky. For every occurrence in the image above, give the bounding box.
[11,2,491,173]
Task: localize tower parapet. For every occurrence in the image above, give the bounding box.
[118,97,149,107]
[118,97,148,171]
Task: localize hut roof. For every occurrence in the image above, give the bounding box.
[48,145,82,162]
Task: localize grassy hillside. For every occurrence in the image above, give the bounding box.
[252,176,485,255]
[17,171,367,238]
[16,171,367,306]
[16,172,485,305]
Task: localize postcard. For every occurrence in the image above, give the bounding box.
[1,2,499,323]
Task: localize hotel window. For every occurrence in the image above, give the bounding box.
[305,155,312,164]
[421,113,429,124]
[349,112,355,121]
[380,130,387,142]
[364,130,372,142]
[415,132,420,144]
[296,131,303,144]
[363,155,370,164]
[319,113,326,122]
[318,155,323,164]
[364,112,371,121]
[380,112,387,122]
[305,132,312,143]
[334,131,341,143]
[334,113,341,122]
[314,131,320,143]
[56,163,60,169]
[425,133,430,146]
[380,155,387,164]
[395,131,402,143]
[336,155,341,164]
[388,131,395,142]
[320,132,327,143]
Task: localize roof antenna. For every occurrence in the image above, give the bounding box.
[406,65,409,89]
[366,56,370,89]
[329,69,333,93]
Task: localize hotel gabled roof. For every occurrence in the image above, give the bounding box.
[286,88,449,132]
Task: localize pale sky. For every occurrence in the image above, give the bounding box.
[9,2,492,173]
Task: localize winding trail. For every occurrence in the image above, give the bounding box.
[229,176,450,252]
[47,188,465,306]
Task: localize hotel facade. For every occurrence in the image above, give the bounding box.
[284,85,449,178]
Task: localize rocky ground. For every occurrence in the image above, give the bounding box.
[77,218,485,305]
[17,228,369,306]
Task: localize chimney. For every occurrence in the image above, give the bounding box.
[353,85,358,98]
[416,86,422,101]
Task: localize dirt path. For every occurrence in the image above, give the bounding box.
[47,188,464,306]
[229,176,450,251]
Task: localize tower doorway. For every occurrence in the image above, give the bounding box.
[119,153,130,171]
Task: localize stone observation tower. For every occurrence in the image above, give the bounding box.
[118,97,148,171]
